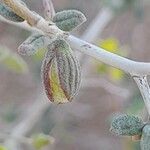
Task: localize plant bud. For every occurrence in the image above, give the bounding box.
[18,34,50,56]
[41,38,81,104]
[110,114,144,136]
[140,124,150,150]
[53,10,86,31]
[0,3,24,22]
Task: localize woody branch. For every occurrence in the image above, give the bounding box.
[2,0,150,116]
[3,0,150,76]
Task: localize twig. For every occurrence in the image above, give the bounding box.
[68,35,150,76]
[77,8,130,99]
[78,8,113,73]
[133,75,150,115]
[3,0,150,76]
[3,0,64,36]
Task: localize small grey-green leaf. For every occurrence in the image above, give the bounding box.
[140,124,150,150]
[18,34,51,56]
[110,114,144,136]
[0,3,24,22]
[53,10,86,31]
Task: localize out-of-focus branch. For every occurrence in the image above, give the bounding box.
[82,78,130,99]
[0,133,30,144]
[4,93,50,149]
[81,8,113,43]
[43,0,55,20]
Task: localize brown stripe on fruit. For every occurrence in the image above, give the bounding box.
[42,59,54,102]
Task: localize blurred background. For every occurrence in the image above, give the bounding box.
[0,0,149,149]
